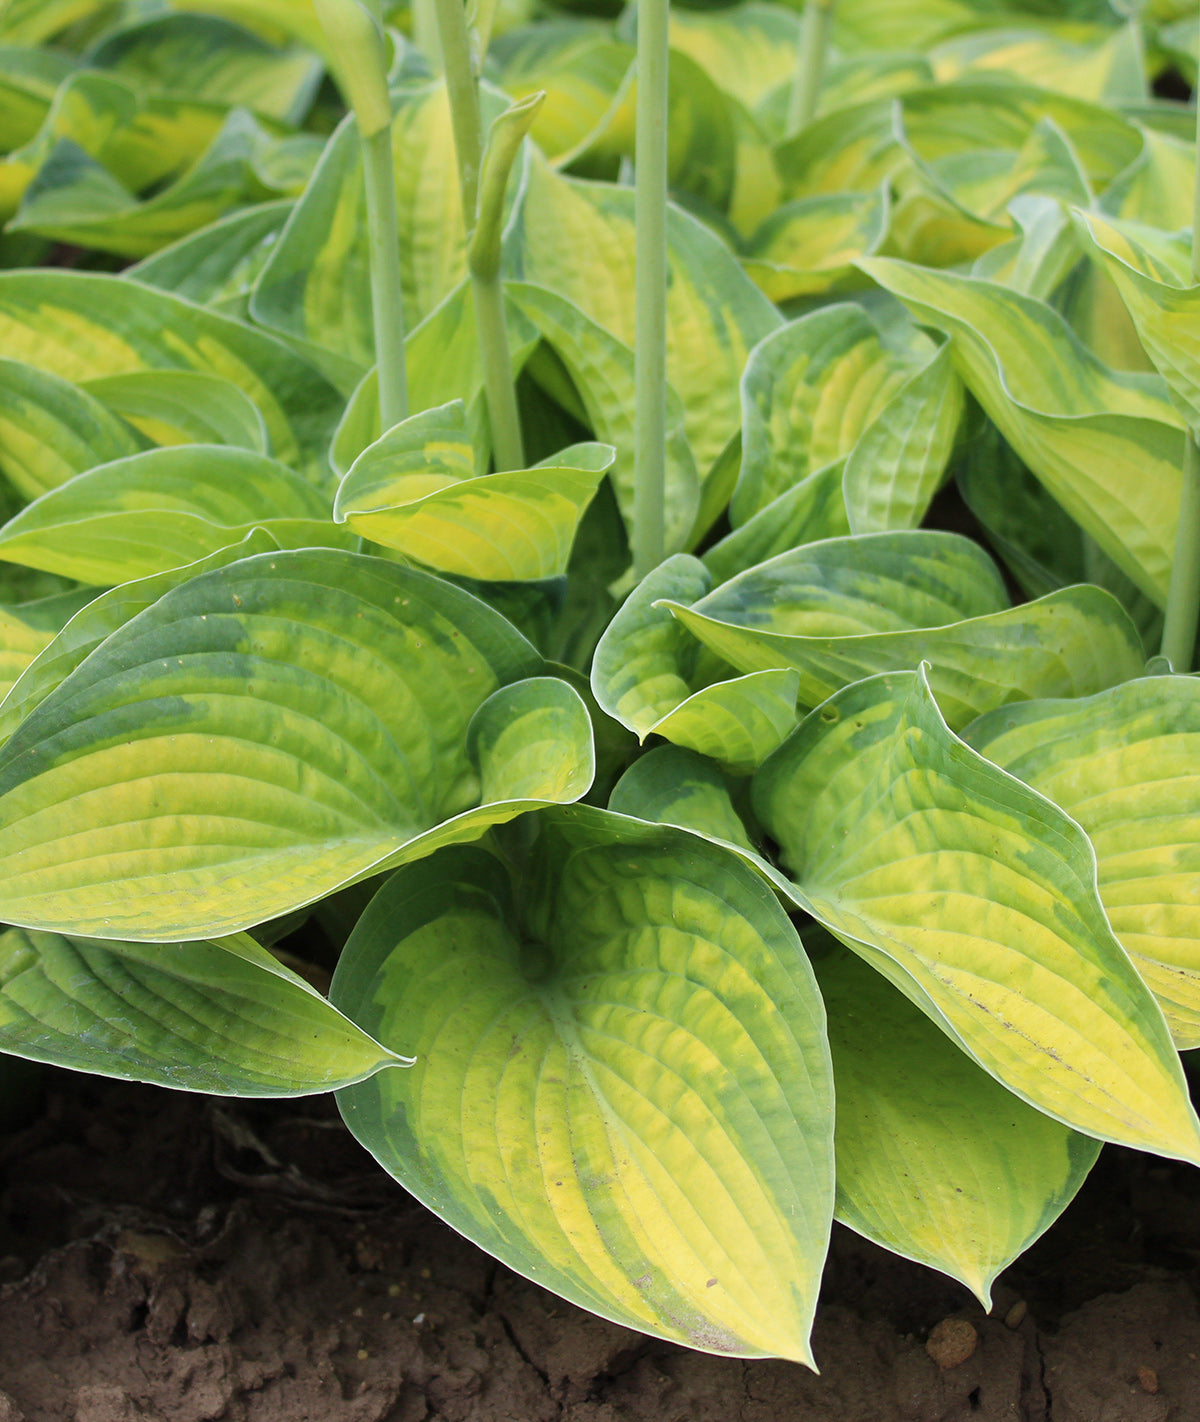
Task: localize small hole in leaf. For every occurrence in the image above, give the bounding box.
[820,708,839,724]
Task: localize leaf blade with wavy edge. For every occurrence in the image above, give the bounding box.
[512,157,779,479]
[332,813,834,1364]
[609,745,756,853]
[0,445,349,585]
[0,269,341,484]
[1073,211,1200,432]
[966,677,1200,1049]
[860,256,1184,606]
[335,400,614,581]
[591,554,798,772]
[0,926,406,1096]
[742,187,890,304]
[510,282,699,555]
[0,356,146,501]
[665,531,1142,729]
[817,940,1100,1308]
[0,530,280,744]
[752,667,1200,1164]
[81,371,269,453]
[0,551,601,939]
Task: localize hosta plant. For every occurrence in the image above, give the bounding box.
[2,0,1200,1370]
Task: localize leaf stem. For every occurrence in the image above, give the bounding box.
[433,0,483,232]
[314,0,408,429]
[1159,22,1200,672]
[633,0,670,581]
[787,0,835,136]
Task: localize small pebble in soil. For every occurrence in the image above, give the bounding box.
[1137,1366,1160,1394]
[1003,1300,1028,1330]
[925,1318,979,1370]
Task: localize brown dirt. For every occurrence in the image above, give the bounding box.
[2,1070,1199,1422]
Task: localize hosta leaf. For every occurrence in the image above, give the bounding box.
[666,530,1145,728]
[331,283,541,476]
[0,530,280,744]
[862,256,1185,606]
[160,0,326,50]
[731,306,954,528]
[81,370,269,453]
[0,47,74,150]
[0,550,598,940]
[0,445,345,584]
[817,941,1100,1306]
[0,587,95,702]
[0,269,341,482]
[591,554,797,773]
[667,4,801,115]
[0,356,146,501]
[10,108,287,259]
[511,282,699,555]
[1102,126,1195,230]
[512,157,779,478]
[929,24,1144,102]
[335,401,612,581]
[0,0,112,44]
[702,462,850,585]
[608,745,756,852]
[1073,210,1200,432]
[753,667,1200,1163]
[741,187,890,304]
[86,13,322,126]
[0,926,404,1096]
[966,677,1200,1049]
[332,813,834,1363]
[127,199,294,315]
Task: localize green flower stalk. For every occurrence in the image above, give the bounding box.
[434,0,529,471]
[787,0,835,136]
[632,0,670,581]
[1160,15,1200,672]
[314,0,409,430]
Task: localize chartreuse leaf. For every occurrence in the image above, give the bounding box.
[0,0,110,44]
[966,678,1200,1050]
[816,940,1100,1307]
[608,745,756,853]
[86,12,322,126]
[732,306,959,532]
[335,401,613,582]
[511,283,699,555]
[741,187,889,304]
[0,445,346,584]
[862,256,1185,606]
[664,530,1145,730]
[591,555,798,773]
[81,371,268,452]
[0,550,599,940]
[0,926,405,1096]
[0,356,146,501]
[703,462,851,585]
[667,3,801,114]
[0,588,96,702]
[0,530,280,744]
[929,24,1144,102]
[0,270,341,482]
[332,812,834,1363]
[0,47,74,150]
[1073,211,1200,431]
[127,199,294,316]
[512,157,779,478]
[753,667,1200,1163]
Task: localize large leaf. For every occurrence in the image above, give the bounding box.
[0,444,346,584]
[0,269,342,482]
[334,400,612,581]
[817,941,1100,1306]
[0,587,95,702]
[332,812,835,1363]
[608,744,757,852]
[966,677,1200,1049]
[0,926,404,1096]
[0,355,146,501]
[81,370,269,452]
[753,667,1200,1163]
[861,257,1185,606]
[741,187,890,304]
[0,550,597,939]
[663,530,1144,729]
[511,157,779,478]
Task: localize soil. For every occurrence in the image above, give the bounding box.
[2,1070,1199,1422]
